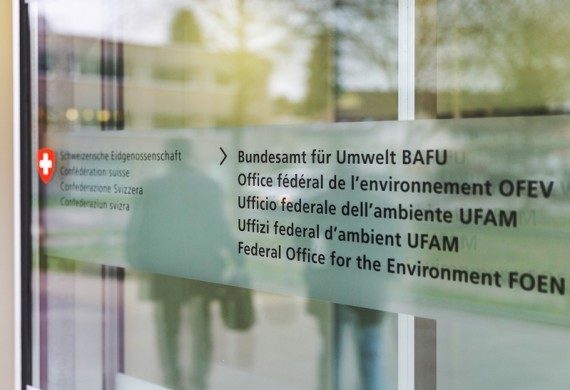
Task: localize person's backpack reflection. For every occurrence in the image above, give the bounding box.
[126,139,237,390]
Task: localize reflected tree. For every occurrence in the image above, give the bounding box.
[436,0,570,116]
[303,27,334,118]
[170,8,204,45]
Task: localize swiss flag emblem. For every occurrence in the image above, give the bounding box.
[37,148,56,184]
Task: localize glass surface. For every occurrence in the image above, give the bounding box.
[415,1,570,389]
[437,311,570,390]
[29,0,399,389]
[416,0,570,119]
[28,0,570,389]
[39,116,570,324]
[123,271,398,389]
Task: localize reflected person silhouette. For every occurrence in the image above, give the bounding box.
[126,139,237,390]
[302,165,386,390]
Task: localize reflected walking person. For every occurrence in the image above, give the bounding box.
[126,139,239,389]
[302,165,387,390]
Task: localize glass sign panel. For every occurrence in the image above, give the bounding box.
[38,115,570,325]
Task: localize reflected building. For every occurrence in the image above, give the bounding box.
[41,32,273,130]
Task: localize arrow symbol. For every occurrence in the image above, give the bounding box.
[219,147,227,165]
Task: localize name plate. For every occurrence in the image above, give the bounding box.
[39,115,570,325]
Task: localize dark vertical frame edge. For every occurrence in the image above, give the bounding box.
[19,0,32,388]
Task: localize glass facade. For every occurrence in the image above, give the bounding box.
[26,1,570,389]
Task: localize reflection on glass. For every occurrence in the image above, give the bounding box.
[437,311,570,390]
[417,0,570,119]
[335,0,398,121]
[38,0,343,131]
[142,276,218,389]
[123,270,398,390]
[37,0,406,131]
[412,3,570,387]
[301,164,393,390]
[124,139,247,389]
[34,0,396,389]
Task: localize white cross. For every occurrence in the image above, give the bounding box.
[39,152,53,175]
